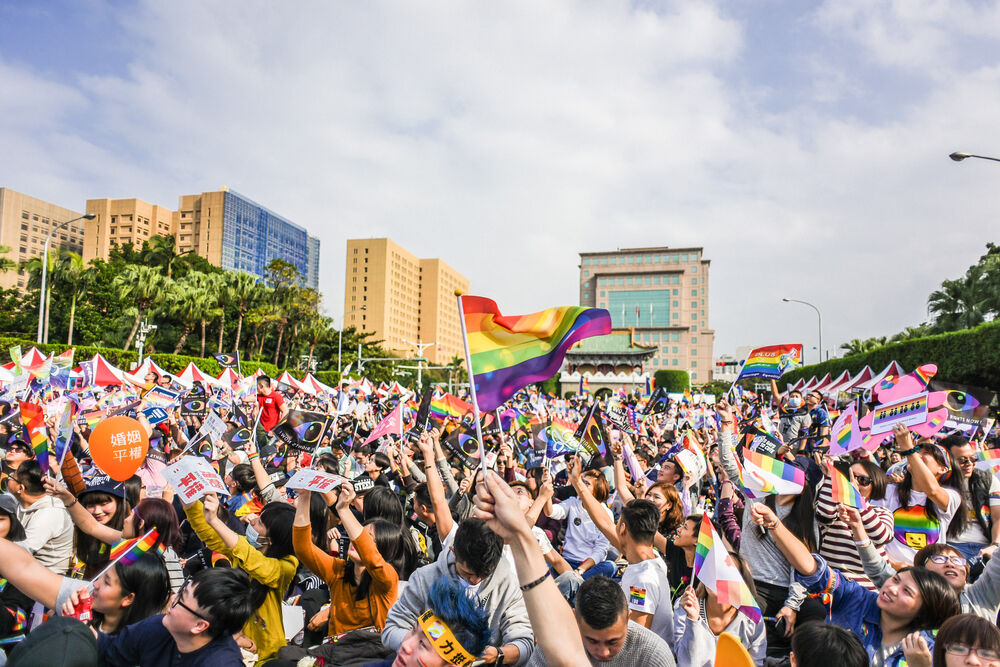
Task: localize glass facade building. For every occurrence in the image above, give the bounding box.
[218,190,318,290]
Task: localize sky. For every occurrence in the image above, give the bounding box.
[3,0,1000,364]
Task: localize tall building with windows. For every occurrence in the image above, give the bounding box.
[85,188,320,290]
[344,238,469,364]
[0,188,86,291]
[579,246,715,383]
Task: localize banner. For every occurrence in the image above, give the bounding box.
[215,352,240,370]
[735,344,803,381]
[273,410,333,452]
[870,392,929,434]
[285,468,343,493]
[573,403,608,458]
[162,457,228,504]
[406,388,434,445]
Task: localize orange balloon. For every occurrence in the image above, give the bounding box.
[88,416,150,482]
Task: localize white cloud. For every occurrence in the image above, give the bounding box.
[2,0,1000,366]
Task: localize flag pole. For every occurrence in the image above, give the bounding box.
[726,351,752,400]
[89,527,158,591]
[455,291,487,477]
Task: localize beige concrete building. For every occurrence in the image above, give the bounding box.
[344,238,469,364]
[83,198,176,264]
[0,188,86,291]
[579,246,715,384]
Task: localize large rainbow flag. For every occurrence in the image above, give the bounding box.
[461,296,611,412]
[735,344,803,381]
[694,514,761,622]
[429,393,472,420]
[739,448,805,497]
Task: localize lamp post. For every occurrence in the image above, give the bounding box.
[37,213,95,344]
[401,338,438,390]
[949,152,1000,164]
[338,305,366,373]
[782,298,823,364]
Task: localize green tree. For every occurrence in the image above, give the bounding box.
[928,264,990,332]
[227,271,264,353]
[0,246,16,273]
[166,277,212,354]
[840,336,888,356]
[52,250,94,345]
[114,265,173,349]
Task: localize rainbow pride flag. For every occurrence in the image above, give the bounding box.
[429,393,472,420]
[108,528,161,566]
[18,401,49,474]
[81,408,107,429]
[974,449,1000,471]
[828,403,862,456]
[827,462,865,509]
[461,296,611,412]
[694,514,761,622]
[740,449,805,496]
[736,344,803,381]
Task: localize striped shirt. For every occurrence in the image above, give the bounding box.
[816,477,893,591]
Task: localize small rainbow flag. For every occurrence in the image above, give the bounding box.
[736,344,803,381]
[828,403,861,456]
[974,449,1000,471]
[740,449,805,496]
[429,393,472,420]
[81,408,107,429]
[18,401,49,474]
[461,296,611,412]
[108,528,161,567]
[694,514,761,622]
[827,462,865,510]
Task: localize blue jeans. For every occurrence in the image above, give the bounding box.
[950,541,987,563]
[566,558,616,580]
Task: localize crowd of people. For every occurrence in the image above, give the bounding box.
[0,360,998,667]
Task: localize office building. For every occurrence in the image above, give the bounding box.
[344,238,469,364]
[579,246,715,383]
[0,188,86,291]
[85,188,320,290]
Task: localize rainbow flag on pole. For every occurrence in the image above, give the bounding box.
[974,449,1000,471]
[108,528,161,567]
[18,401,49,474]
[460,296,611,412]
[826,462,865,509]
[694,514,761,622]
[429,393,473,420]
[828,403,862,456]
[735,344,803,381]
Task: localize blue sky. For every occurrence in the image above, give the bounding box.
[3,0,1000,363]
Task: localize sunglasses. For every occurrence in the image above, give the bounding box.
[957,456,978,466]
[928,554,966,568]
[854,475,873,487]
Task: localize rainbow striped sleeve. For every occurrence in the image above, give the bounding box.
[462,296,611,412]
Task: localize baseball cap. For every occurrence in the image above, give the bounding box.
[80,472,126,499]
[8,616,98,667]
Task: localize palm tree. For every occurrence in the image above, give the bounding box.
[167,280,212,354]
[20,253,57,340]
[302,315,332,370]
[114,265,173,349]
[928,264,990,332]
[228,271,265,353]
[0,246,16,273]
[141,235,192,278]
[52,250,93,345]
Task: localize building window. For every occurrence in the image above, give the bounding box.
[691,349,697,356]
[691,314,697,320]
[583,293,590,299]
[692,372,698,379]
[672,333,680,341]
[617,278,624,286]
[672,301,678,307]
[692,325,698,331]
[691,361,697,368]
[673,289,678,295]
[600,291,605,297]
[600,258,608,265]
[672,359,678,366]
[583,258,590,265]
[672,312,678,319]
[692,337,698,344]
[681,254,689,261]
[627,256,635,264]
[672,346,679,353]
[583,270,589,277]
[692,278,698,284]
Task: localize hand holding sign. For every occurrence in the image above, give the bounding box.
[89,416,149,481]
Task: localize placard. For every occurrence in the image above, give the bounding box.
[284,468,343,494]
[162,456,228,503]
[871,392,929,434]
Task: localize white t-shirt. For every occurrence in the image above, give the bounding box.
[502,527,553,574]
[548,496,612,565]
[620,556,674,646]
[877,485,961,564]
[954,474,1000,545]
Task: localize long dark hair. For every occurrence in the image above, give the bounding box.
[932,614,1000,667]
[896,446,969,539]
[764,479,818,552]
[0,504,26,542]
[892,566,961,632]
[344,518,415,601]
[94,552,171,634]
[130,498,182,552]
[246,502,296,610]
[77,492,128,578]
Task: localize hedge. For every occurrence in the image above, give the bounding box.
[0,336,281,379]
[654,369,691,393]
[781,320,1000,390]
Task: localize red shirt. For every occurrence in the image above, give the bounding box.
[257,391,285,432]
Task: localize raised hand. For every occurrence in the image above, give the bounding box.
[472,470,530,541]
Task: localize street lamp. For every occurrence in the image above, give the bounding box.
[37,213,95,344]
[949,152,1000,163]
[782,298,823,364]
[401,338,438,389]
[338,305,366,373]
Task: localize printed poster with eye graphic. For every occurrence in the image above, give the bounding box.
[179,395,208,418]
[273,409,334,452]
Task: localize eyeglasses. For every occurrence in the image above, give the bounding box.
[957,456,979,466]
[945,645,1000,660]
[854,475,872,487]
[928,554,967,568]
[171,578,209,621]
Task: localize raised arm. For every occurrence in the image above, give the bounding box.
[0,538,63,609]
[749,503,817,576]
[45,477,123,545]
[568,457,622,552]
[610,437,635,504]
[894,426,951,511]
[418,432,453,541]
[473,471,588,667]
